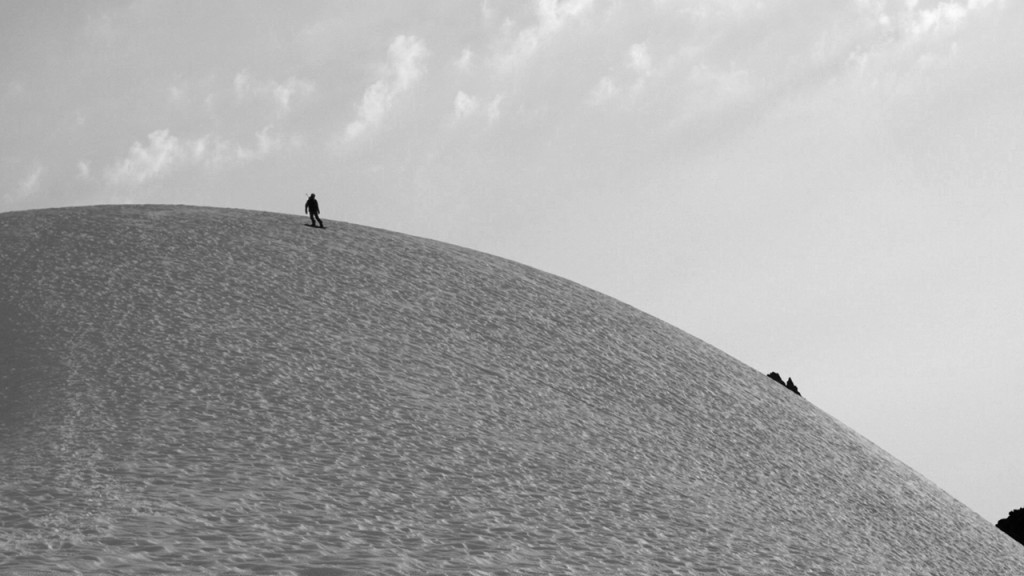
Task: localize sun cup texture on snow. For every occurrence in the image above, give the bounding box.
[1,205,1022,575]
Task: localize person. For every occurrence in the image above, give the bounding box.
[304,194,323,228]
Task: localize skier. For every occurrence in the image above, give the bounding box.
[304,194,323,228]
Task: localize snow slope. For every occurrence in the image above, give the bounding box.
[1,205,1022,575]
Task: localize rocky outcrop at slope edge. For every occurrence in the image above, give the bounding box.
[767,371,800,396]
[2,205,1023,575]
[998,508,1024,546]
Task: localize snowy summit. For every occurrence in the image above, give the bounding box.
[1,205,1022,575]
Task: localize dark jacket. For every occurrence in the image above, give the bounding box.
[305,197,320,215]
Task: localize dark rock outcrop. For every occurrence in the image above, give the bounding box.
[767,371,801,396]
[998,508,1024,546]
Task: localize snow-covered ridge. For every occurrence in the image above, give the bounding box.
[2,205,1022,575]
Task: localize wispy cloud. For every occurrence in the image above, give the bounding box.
[344,35,428,142]
[451,91,503,125]
[15,164,43,200]
[852,0,1004,52]
[105,130,196,185]
[272,78,315,116]
[455,48,474,71]
[168,82,189,106]
[486,95,503,123]
[77,161,91,180]
[832,0,1006,83]
[453,91,480,120]
[589,76,620,105]
[493,0,595,70]
[234,72,315,118]
[234,126,288,162]
[105,127,295,186]
[629,43,654,79]
[578,0,1004,125]
[903,0,1002,39]
[1,162,44,205]
[589,42,657,106]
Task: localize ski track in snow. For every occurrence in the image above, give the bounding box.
[1,205,1023,575]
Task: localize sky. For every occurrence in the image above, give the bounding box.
[2,0,1023,524]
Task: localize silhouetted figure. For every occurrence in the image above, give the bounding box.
[997,508,1024,546]
[305,194,323,228]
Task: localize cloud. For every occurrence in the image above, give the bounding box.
[105,130,191,185]
[904,0,1001,40]
[105,127,294,186]
[233,71,251,98]
[168,83,188,105]
[629,43,654,78]
[486,95,503,123]
[77,161,91,180]
[105,130,182,183]
[578,0,1004,125]
[838,0,1006,81]
[455,48,474,71]
[454,91,480,119]
[588,43,656,106]
[344,35,428,141]
[272,78,315,116]
[234,72,315,117]
[2,163,43,205]
[493,0,595,70]
[234,126,287,162]
[853,0,1003,46]
[589,76,621,105]
[17,164,42,199]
